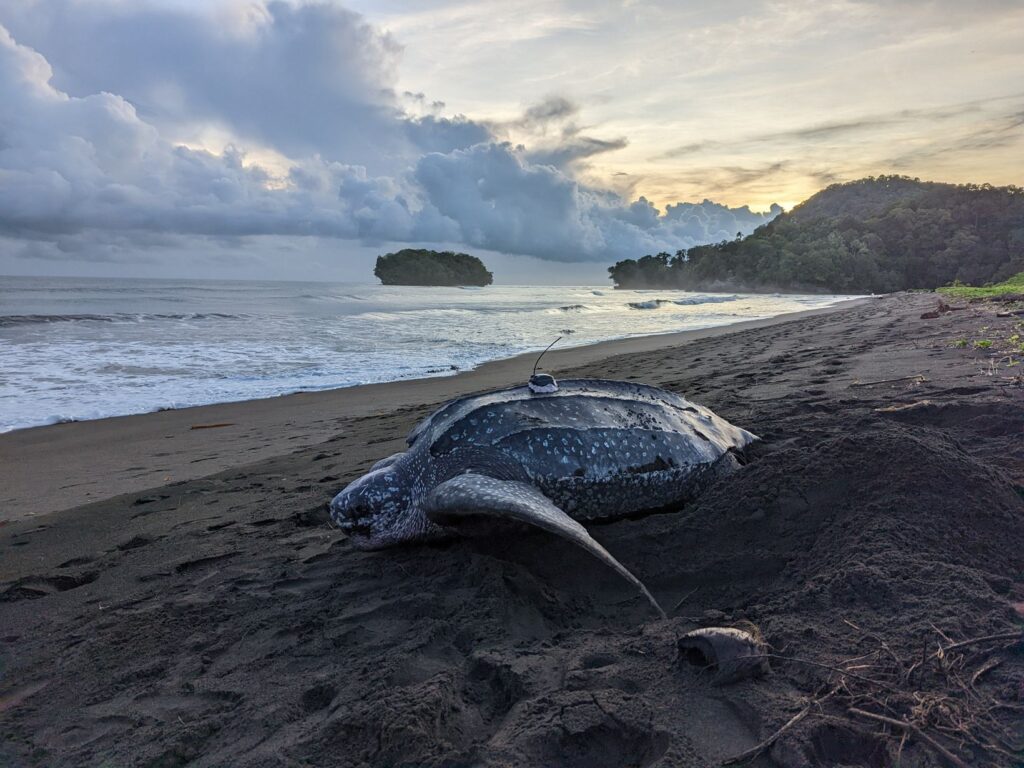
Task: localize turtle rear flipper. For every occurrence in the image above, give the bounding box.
[423,473,666,619]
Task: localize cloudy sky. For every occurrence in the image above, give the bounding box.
[0,0,1021,283]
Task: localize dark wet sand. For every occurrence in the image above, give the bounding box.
[1,293,1022,767]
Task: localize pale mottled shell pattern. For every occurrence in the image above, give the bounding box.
[332,379,755,544]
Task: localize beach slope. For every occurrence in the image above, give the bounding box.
[1,293,1022,767]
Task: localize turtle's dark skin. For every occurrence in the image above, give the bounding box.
[330,378,757,617]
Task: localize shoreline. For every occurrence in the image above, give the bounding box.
[1,297,869,521]
[0,292,860,436]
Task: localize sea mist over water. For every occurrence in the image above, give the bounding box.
[0,277,858,432]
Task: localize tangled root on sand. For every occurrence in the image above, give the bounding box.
[720,626,1024,767]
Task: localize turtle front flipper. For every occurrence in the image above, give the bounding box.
[422,473,666,619]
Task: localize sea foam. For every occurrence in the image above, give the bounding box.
[0,278,858,432]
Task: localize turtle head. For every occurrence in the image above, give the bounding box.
[330,452,423,550]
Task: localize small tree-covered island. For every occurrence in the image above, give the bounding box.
[374,249,494,287]
[608,176,1024,293]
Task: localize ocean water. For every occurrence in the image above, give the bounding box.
[0,277,860,433]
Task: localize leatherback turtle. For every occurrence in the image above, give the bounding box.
[330,377,756,617]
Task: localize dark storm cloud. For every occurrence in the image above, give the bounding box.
[527,136,629,168]
[403,115,493,155]
[489,94,627,171]
[412,143,779,262]
[0,3,778,266]
[519,96,580,128]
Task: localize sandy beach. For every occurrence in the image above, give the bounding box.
[1,292,1022,767]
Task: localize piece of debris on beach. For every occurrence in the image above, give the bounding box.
[678,626,769,684]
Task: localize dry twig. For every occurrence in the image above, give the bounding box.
[738,626,1024,768]
[939,631,1023,654]
[850,374,926,387]
[671,586,699,614]
[848,707,970,768]
[751,653,901,692]
[970,658,1004,688]
[722,691,835,765]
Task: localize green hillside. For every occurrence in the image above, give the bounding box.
[608,176,1024,293]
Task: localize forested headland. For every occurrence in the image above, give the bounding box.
[374,249,494,287]
[608,177,1024,293]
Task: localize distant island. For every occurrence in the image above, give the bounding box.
[608,176,1024,293]
[374,249,493,287]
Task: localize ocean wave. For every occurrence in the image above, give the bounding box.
[628,299,673,309]
[349,307,493,323]
[0,312,244,327]
[672,294,740,306]
[0,279,860,433]
[294,292,368,301]
[626,295,741,310]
